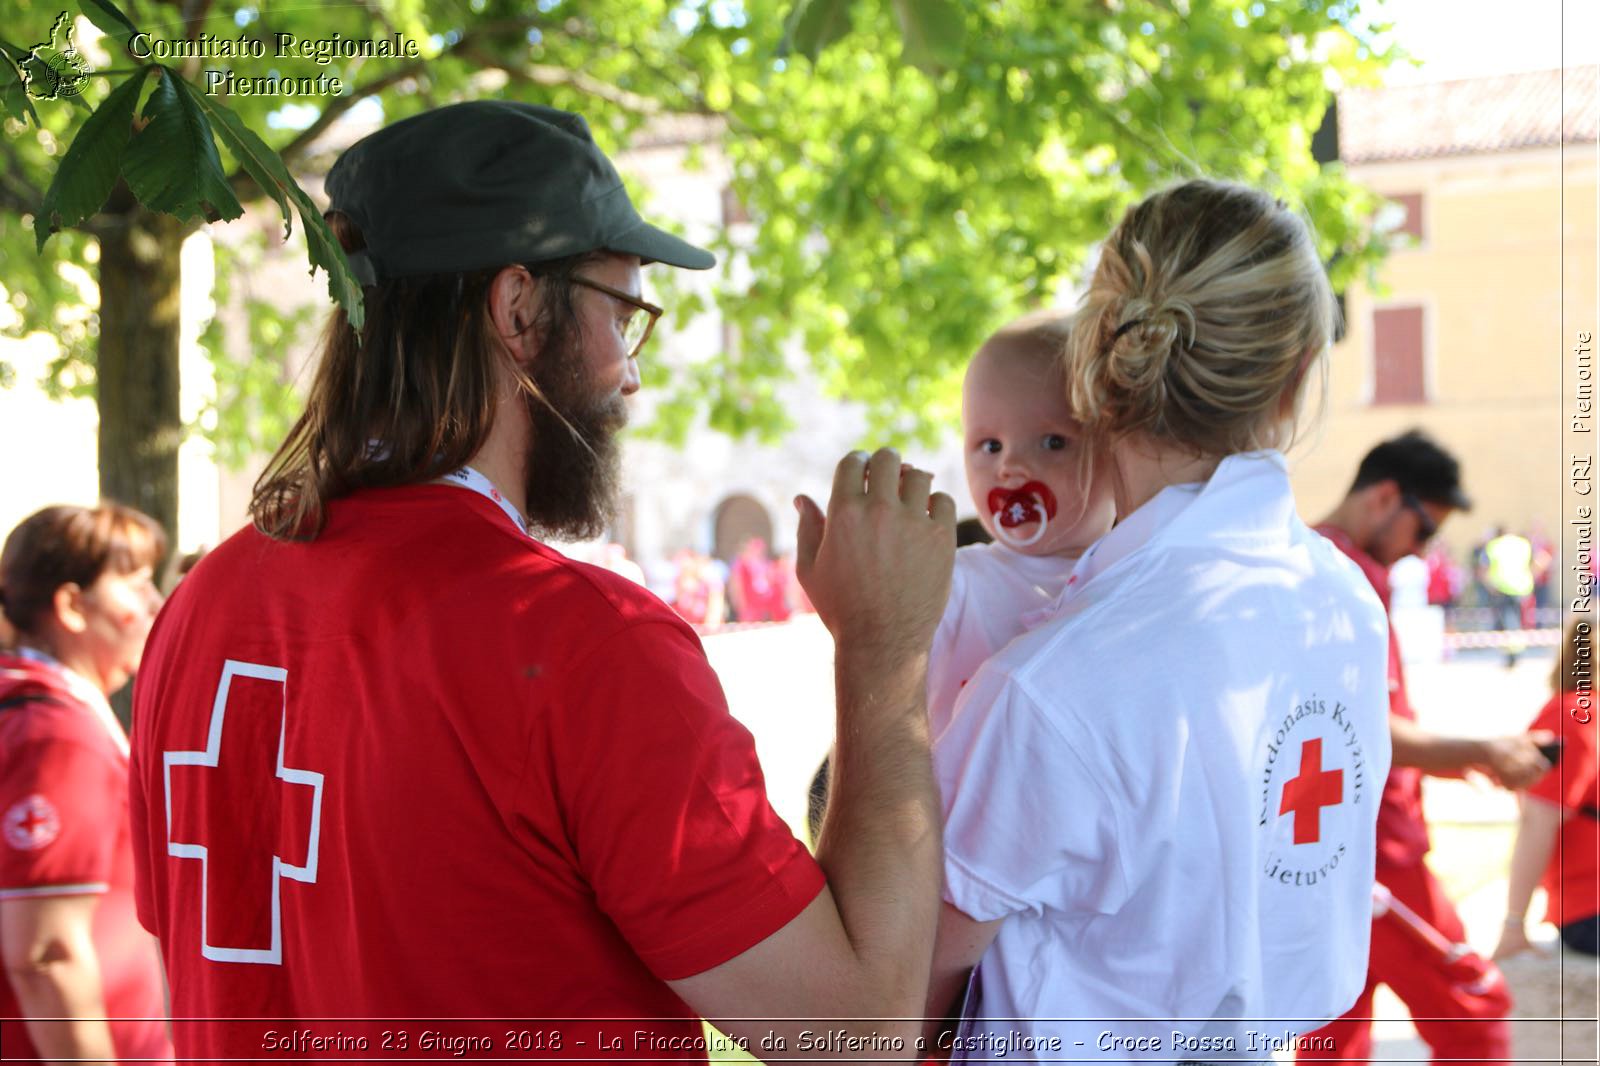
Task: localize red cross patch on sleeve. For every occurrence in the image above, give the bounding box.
[3,794,61,851]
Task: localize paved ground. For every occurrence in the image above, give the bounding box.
[701,621,1596,1063]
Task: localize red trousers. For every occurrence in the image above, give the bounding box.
[1299,860,1512,1065]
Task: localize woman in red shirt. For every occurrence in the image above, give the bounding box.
[1495,614,1599,958]
[0,503,172,1062]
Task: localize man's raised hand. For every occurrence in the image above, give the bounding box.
[794,448,956,658]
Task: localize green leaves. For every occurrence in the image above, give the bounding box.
[0,39,41,126]
[29,58,363,329]
[681,0,1399,444]
[9,0,1397,453]
[183,82,364,331]
[121,68,243,224]
[889,0,963,73]
[783,0,854,60]
[782,0,964,73]
[33,67,146,250]
[36,65,245,252]
[74,0,140,54]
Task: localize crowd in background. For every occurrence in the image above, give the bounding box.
[0,518,1562,652]
[1420,524,1559,620]
[579,519,1567,638]
[590,535,814,629]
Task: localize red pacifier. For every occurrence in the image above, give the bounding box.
[986,481,1058,548]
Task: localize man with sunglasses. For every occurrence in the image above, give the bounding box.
[128,102,956,1059]
[1302,430,1552,1065]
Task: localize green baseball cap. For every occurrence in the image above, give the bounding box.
[325,101,715,282]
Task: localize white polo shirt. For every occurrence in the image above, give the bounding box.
[928,544,1079,742]
[935,450,1391,1061]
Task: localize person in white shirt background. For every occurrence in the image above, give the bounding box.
[924,179,1394,1062]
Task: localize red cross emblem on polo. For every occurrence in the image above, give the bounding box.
[2,794,60,850]
[164,659,324,965]
[1278,737,1344,845]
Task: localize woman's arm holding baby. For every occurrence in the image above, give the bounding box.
[922,903,1003,1051]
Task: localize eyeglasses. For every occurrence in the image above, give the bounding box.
[1402,493,1439,548]
[572,275,663,359]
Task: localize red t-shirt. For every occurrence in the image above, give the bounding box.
[0,655,172,1062]
[130,485,824,1059]
[1315,525,1431,868]
[1526,690,1600,926]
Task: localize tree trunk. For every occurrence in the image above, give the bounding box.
[96,206,185,549]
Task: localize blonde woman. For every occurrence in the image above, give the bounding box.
[924,180,1392,1060]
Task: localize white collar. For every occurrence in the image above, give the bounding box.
[438,466,532,536]
[1026,450,1291,626]
[1023,481,1201,627]
[15,646,130,760]
[1078,481,1205,585]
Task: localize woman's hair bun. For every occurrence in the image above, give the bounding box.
[1065,178,1335,458]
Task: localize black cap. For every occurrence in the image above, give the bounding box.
[325,101,715,282]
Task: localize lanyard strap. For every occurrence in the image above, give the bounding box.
[438,466,532,537]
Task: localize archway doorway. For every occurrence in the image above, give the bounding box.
[713,494,772,563]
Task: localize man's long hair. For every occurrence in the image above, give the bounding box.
[250,214,593,541]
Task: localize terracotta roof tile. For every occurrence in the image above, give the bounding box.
[1339,65,1598,163]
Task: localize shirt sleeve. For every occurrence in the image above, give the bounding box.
[934,665,1131,921]
[1528,695,1599,811]
[550,621,826,981]
[0,733,121,899]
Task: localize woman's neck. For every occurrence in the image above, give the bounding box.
[19,634,107,695]
[1110,435,1221,517]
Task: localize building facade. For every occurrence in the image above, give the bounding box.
[1289,66,1597,569]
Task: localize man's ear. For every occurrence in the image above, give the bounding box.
[487,265,543,370]
[52,583,88,635]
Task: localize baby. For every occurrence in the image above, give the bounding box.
[807,311,1115,839]
[926,309,1117,739]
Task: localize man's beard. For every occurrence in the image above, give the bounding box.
[522,334,627,542]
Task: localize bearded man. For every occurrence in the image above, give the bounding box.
[128,102,955,1060]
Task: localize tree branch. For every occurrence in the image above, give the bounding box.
[536,19,720,118]
[0,179,40,217]
[268,16,552,170]
[458,44,664,114]
[0,136,44,209]
[271,62,423,168]
[612,41,722,117]
[357,0,403,45]
[173,0,216,80]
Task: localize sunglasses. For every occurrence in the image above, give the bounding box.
[1401,493,1438,547]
